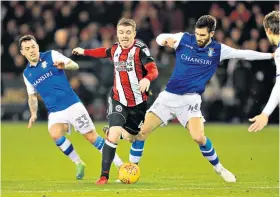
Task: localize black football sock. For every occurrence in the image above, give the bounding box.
[101,140,117,179]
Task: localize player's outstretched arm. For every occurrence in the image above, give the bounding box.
[53,60,79,70]
[72,47,110,58]
[27,93,38,129]
[220,44,273,61]
[248,81,280,132]
[156,33,184,49]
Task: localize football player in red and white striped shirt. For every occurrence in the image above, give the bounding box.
[73,18,158,184]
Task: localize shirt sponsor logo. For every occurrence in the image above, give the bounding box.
[180,54,212,65]
[32,71,53,87]
[114,61,134,72]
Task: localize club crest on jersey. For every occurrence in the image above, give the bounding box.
[208,48,214,57]
[41,61,47,68]
[115,105,122,112]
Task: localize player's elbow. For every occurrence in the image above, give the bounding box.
[156,34,165,46]
[71,61,79,70]
[66,60,79,70]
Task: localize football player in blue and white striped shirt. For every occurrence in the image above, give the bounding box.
[137,15,274,183]
[20,35,123,180]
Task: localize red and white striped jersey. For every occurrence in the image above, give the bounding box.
[106,40,154,107]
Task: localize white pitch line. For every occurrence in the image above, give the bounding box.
[2,186,279,193]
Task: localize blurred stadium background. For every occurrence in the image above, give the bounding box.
[1,1,279,123]
[1,1,279,197]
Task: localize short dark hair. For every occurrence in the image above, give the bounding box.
[263,11,279,34]
[195,15,216,32]
[19,35,37,49]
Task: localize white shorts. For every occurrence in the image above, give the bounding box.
[147,91,205,127]
[48,102,95,134]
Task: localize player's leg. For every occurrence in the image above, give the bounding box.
[136,93,173,141]
[136,112,163,141]
[124,102,147,165]
[177,95,236,182]
[96,100,129,184]
[187,117,235,182]
[82,131,123,169]
[48,122,85,179]
[49,123,83,165]
[69,102,124,172]
[97,125,126,184]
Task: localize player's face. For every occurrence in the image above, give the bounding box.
[195,28,214,47]
[117,25,136,49]
[20,40,40,63]
[264,28,276,45]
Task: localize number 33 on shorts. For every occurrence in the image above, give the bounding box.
[75,114,90,129]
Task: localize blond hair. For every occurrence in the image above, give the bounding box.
[117,18,136,31]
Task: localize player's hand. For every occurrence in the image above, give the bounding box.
[248,113,269,132]
[139,78,150,93]
[72,47,85,56]
[272,52,275,58]
[53,61,65,69]
[163,38,177,48]
[28,115,37,129]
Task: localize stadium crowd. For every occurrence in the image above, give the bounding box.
[1,1,279,123]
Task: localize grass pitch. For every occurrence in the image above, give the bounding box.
[1,122,279,197]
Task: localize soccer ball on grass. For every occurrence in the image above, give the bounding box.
[118,163,140,184]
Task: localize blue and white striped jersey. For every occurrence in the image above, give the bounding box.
[156,32,272,95]
[23,50,80,113]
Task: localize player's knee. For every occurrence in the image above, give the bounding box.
[83,130,98,144]
[107,126,122,143]
[122,132,136,143]
[49,129,64,141]
[191,134,205,145]
[191,132,205,144]
[49,124,65,140]
[137,122,152,140]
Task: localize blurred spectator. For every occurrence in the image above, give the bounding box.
[230,2,251,23]
[70,76,93,107]
[1,1,278,122]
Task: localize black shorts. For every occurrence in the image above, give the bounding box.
[106,96,147,135]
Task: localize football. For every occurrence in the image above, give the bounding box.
[118,163,140,184]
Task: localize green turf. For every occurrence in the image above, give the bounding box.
[1,122,279,197]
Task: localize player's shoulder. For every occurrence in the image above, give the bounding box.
[38,50,53,59]
[135,39,148,49]
[211,39,222,48]
[110,42,119,50]
[42,50,52,56]
[179,32,194,43]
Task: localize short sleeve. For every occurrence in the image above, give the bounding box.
[23,74,37,95]
[51,50,71,65]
